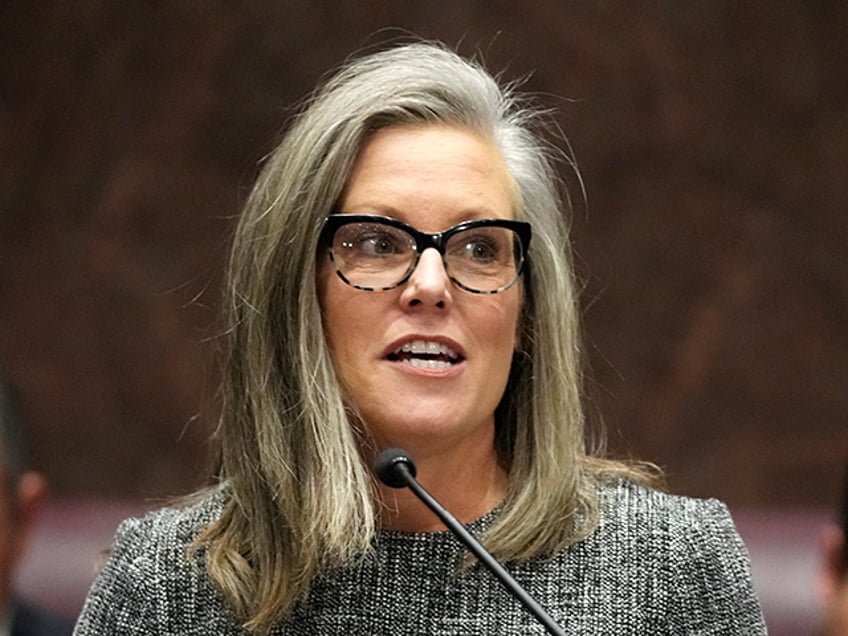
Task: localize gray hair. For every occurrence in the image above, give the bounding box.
[196,40,649,633]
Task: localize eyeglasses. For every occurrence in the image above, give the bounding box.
[321,214,531,294]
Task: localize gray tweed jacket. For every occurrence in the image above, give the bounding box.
[74,480,767,635]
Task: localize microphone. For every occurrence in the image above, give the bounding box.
[374,448,567,636]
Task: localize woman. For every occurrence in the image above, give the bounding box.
[75,41,766,634]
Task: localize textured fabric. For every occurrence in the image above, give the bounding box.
[74,480,767,635]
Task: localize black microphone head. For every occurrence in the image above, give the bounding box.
[374,448,417,489]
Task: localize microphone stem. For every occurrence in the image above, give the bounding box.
[396,465,567,636]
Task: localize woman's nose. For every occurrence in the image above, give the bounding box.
[399,248,453,309]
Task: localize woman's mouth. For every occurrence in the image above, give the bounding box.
[386,339,463,369]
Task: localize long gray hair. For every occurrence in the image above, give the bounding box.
[195,40,651,633]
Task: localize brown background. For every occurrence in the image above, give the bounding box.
[1,2,845,509]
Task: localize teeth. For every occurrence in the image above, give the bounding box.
[395,339,459,360]
[407,358,453,369]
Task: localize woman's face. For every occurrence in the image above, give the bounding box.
[318,125,522,457]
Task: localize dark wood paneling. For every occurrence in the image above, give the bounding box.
[1,2,845,506]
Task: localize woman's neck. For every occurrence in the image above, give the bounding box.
[375,444,507,532]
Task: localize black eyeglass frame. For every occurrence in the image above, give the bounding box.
[320,213,532,294]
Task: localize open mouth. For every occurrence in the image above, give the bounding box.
[386,339,463,369]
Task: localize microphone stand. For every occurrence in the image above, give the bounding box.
[376,450,567,636]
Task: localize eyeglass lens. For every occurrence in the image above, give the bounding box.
[330,221,524,293]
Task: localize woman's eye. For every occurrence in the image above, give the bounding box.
[468,240,496,260]
[457,235,501,262]
[342,226,407,257]
[368,235,399,254]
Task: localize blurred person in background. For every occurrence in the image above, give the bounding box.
[820,463,848,635]
[0,376,73,636]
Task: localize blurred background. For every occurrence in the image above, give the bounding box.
[1,2,845,633]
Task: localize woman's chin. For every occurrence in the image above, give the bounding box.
[362,408,494,456]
